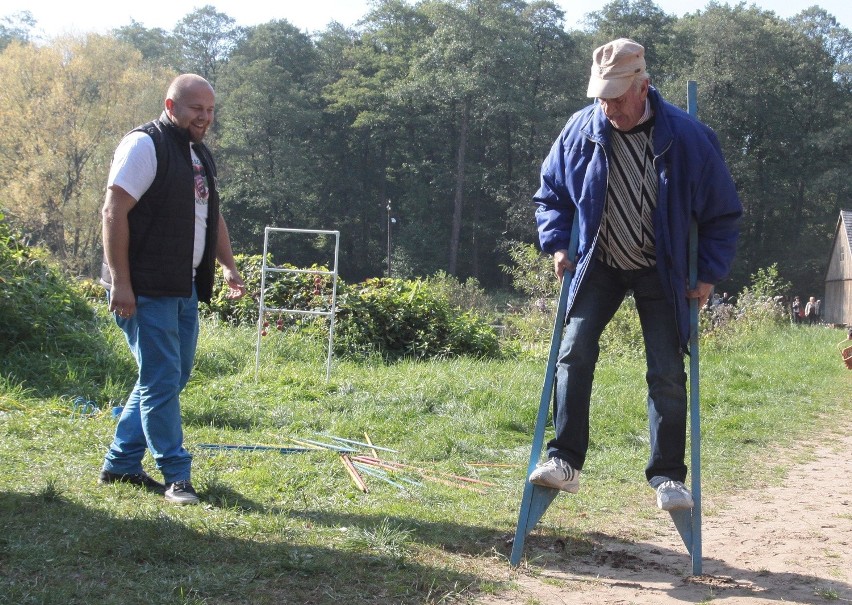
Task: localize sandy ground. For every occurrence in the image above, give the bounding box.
[478,425,852,604]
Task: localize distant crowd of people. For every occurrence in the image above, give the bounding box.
[790,295,822,325]
[704,291,735,308]
[702,291,825,327]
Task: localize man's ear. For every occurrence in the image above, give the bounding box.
[164,98,175,113]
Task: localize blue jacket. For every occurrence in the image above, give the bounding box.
[533,87,742,349]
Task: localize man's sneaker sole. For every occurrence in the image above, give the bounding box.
[656,480,694,511]
[528,459,580,493]
[165,481,200,505]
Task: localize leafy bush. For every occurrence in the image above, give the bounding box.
[333,278,500,361]
[206,257,499,361]
[0,214,127,396]
[743,263,791,298]
[496,242,560,357]
[0,215,91,352]
[424,271,495,320]
[700,264,790,345]
[205,254,333,326]
[500,241,558,301]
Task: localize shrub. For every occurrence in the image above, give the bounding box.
[0,213,125,396]
[206,258,499,361]
[333,278,500,361]
[500,241,558,301]
[700,264,790,345]
[744,263,791,298]
[424,271,494,320]
[0,215,92,354]
[205,254,333,327]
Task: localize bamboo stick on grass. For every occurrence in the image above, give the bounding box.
[352,456,488,493]
[339,454,368,493]
[363,432,380,459]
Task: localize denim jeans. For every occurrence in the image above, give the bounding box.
[548,261,687,487]
[102,286,199,483]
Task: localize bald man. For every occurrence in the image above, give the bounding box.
[99,74,245,505]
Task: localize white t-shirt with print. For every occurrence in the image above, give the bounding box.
[108,130,209,270]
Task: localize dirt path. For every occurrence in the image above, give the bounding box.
[478,427,852,604]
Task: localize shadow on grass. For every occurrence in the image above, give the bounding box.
[290,508,513,556]
[202,480,266,512]
[0,490,498,605]
[512,529,852,604]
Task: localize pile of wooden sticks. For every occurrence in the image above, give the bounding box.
[197,432,502,494]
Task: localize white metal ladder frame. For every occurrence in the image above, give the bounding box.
[254,227,341,382]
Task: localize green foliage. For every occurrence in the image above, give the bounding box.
[698,264,791,345]
[3,4,850,296]
[205,254,331,326]
[741,263,792,299]
[333,277,500,361]
[206,257,500,362]
[701,292,789,347]
[500,241,559,300]
[0,214,127,396]
[423,270,494,319]
[500,308,554,359]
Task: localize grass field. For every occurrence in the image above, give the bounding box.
[1,311,849,604]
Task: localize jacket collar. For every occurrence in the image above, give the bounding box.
[582,86,674,153]
[157,111,192,146]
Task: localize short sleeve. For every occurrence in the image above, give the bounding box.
[107,131,156,201]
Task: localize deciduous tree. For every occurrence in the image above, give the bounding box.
[0,36,173,273]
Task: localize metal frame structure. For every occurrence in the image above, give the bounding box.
[510,83,704,574]
[254,227,340,382]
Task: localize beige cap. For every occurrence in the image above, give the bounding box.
[586,38,646,98]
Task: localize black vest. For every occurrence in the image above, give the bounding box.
[101,113,220,303]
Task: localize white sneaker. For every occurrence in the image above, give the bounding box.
[656,480,694,511]
[528,458,580,493]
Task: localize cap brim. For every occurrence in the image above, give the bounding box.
[586,76,633,99]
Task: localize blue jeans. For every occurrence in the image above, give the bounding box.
[548,261,687,487]
[102,286,199,483]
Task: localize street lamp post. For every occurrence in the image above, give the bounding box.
[386,200,392,278]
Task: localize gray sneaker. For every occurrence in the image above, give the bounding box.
[164,480,200,505]
[656,480,694,511]
[528,458,580,493]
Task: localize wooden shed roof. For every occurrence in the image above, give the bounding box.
[842,210,852,250]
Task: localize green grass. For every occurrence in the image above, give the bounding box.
[1,312,849,604]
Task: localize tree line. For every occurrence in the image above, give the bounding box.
[0,0,850,297]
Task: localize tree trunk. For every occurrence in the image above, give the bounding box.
[448,97,470,275]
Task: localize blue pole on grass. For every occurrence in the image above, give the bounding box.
[686,79,703,575]
[509,213,579,567]
[657,81,703,575]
